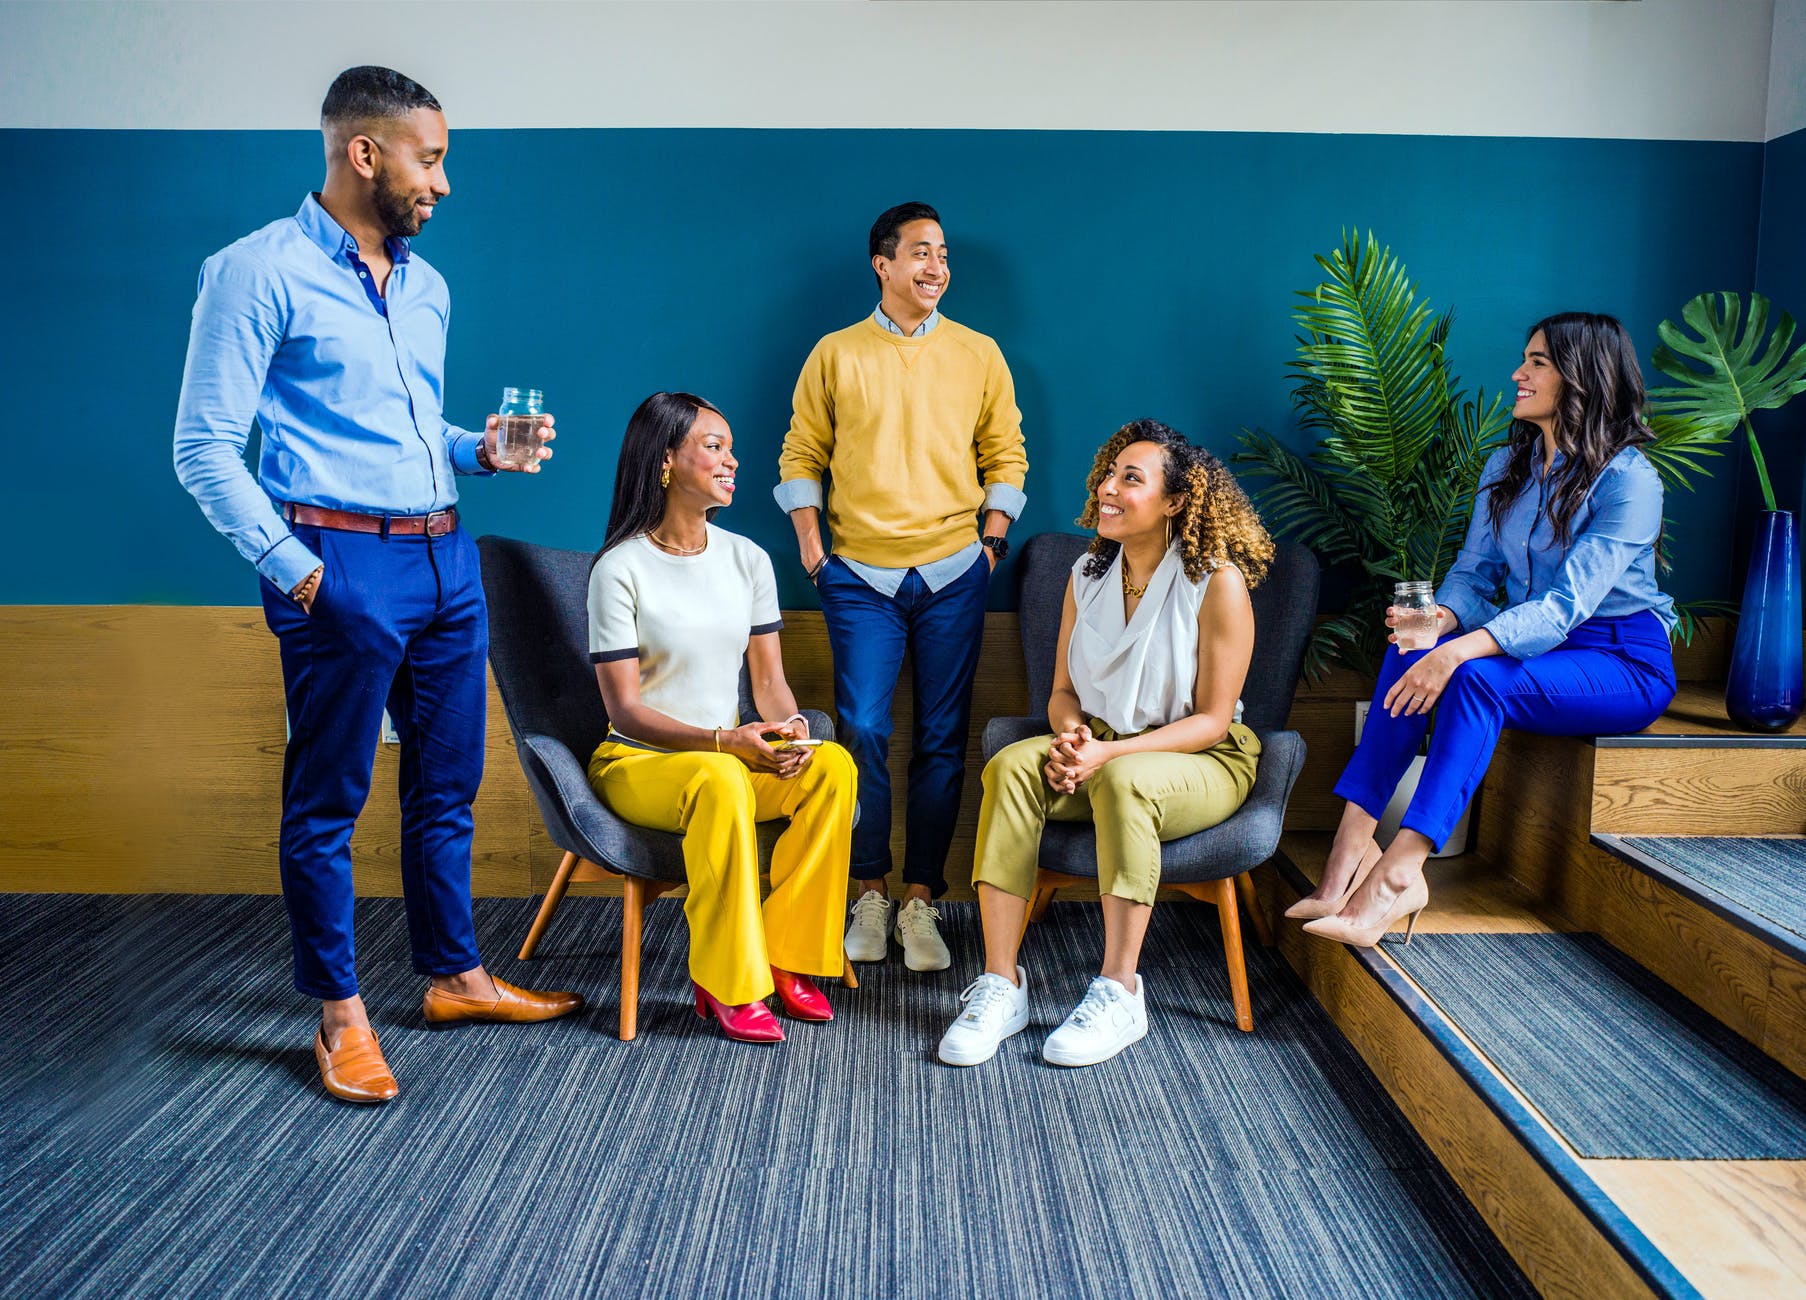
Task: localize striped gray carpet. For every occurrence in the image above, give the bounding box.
[1390,932,1806,1160]
[0,895,1532,1299]
[1624,836,1806,942]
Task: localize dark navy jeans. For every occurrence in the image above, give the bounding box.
[1335,610,1677,851]
[259,523,486,999]
[816,552,989,897]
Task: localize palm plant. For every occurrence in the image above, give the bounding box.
[1234,232,1510,678]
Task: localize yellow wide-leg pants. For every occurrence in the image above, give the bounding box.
[587,740,857,1005]
[972,719,1261,906]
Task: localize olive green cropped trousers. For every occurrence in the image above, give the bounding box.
[971,718,1261,906]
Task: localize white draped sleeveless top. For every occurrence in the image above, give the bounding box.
[1067,545,1244,736]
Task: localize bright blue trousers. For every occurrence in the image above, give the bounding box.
[1334,610,1677,851]
[815,552,989,897]
[259,523,486,1000]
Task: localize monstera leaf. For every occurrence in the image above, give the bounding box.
[1650,293,1806,512]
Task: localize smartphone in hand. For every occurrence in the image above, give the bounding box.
[761,731,824,750]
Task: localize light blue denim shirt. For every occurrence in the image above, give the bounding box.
[1435,444,1677,659]
[771,305,1027,597]
[173,194,489,594]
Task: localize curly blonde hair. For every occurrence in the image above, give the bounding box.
[1075,419,1274,586]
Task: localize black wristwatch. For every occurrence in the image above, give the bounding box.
[981,534,1009,562]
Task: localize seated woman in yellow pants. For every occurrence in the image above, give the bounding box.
[587,392,856,1044]
[937,419,1273,1068]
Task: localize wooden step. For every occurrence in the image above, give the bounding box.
[1265,835,1806,1299]
[1476,691,1806,1079]
[1591,685,1806,836]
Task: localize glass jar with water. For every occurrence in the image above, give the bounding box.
[1392,581,1439,652]
[495,387,545,470]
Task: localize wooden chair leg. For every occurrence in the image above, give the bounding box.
[1213,876,1255,1033]
[1235,870,1275,949]
[841,943,859,989]
[1028,877,1056,923]
[519,850,581,960]
[619,875,649,1042]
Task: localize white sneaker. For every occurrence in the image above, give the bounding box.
[893,897,952,972]
[937,967,1030,1066]
[844,890,892,962]
[1042,975,1148,1067]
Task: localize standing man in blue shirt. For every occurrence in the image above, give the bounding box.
[174,66,582,1105]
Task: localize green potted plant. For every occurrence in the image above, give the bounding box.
[1233,230,1511,681]
[1650,293,1806,730]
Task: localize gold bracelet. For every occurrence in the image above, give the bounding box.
[713,727,721,752]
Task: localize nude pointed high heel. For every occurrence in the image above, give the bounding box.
[1285,839,1383,920]
[1300,877,1431,950]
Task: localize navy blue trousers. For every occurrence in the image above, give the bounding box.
[816,553,989,897]
[259,523,485,1000]
[1334,611,1677,851]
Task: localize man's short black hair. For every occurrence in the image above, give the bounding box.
[321,65,441,127]
[869,202,941,262]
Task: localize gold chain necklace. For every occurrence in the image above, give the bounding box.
[647,530,707,556]
[1121,561,1149,599]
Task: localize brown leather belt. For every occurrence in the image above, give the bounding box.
[285,504,459,537]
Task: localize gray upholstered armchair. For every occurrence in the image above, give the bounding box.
[981,532,1319,1031]
[477,535,851,1041]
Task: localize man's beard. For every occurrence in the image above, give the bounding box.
[373,178,425,238]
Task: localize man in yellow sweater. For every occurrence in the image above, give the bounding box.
[775,202,1029,972]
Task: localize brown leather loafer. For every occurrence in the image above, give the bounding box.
[422,976,584,1027]
[314,1026,399,1104]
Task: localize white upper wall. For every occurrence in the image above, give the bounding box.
[0,0,1782,140]
[1772,0,1806,139]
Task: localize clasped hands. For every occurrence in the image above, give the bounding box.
[1382,603,1461,718]
[719,716,813,779]
[1043,723,1112,795]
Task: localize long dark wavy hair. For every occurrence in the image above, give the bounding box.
[1485,312,1653,547]
[597,391,724,560]
[1076,419,1273,586]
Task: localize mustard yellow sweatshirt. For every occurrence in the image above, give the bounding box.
[777,316,1029,569]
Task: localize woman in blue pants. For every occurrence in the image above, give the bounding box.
[1292,312,1678,947]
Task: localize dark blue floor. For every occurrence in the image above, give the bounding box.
[0,895,1533,1299]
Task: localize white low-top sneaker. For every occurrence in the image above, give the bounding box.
[893,897,952,972]
[937,967,1030,1065]
[1042,974,1148,1067]
[844,890,892,963]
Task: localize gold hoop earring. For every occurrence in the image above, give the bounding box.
[1164,516,1172,551]
[661,467,671,489]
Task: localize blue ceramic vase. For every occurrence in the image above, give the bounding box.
[1726,510,1804,732]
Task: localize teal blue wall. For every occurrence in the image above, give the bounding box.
[0,128,1763,608]
[1747,125,1806,527]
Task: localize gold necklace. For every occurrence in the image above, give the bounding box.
[1122,561,1149,599]
[647,529,707,556]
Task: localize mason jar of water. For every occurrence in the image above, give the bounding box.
[1393,581,1439,651]
[495,387,545,470]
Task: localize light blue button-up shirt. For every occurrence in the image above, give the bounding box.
[173,194,489,594]
[1436,444,1677,659]
[771,305,1027,597]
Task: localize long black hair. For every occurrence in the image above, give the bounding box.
[1486,312,1653,547]
[598,391,723,558]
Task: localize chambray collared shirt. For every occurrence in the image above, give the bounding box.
[1435,445,1677,659]
[173,193,489,594]
[772,304,1027,597]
